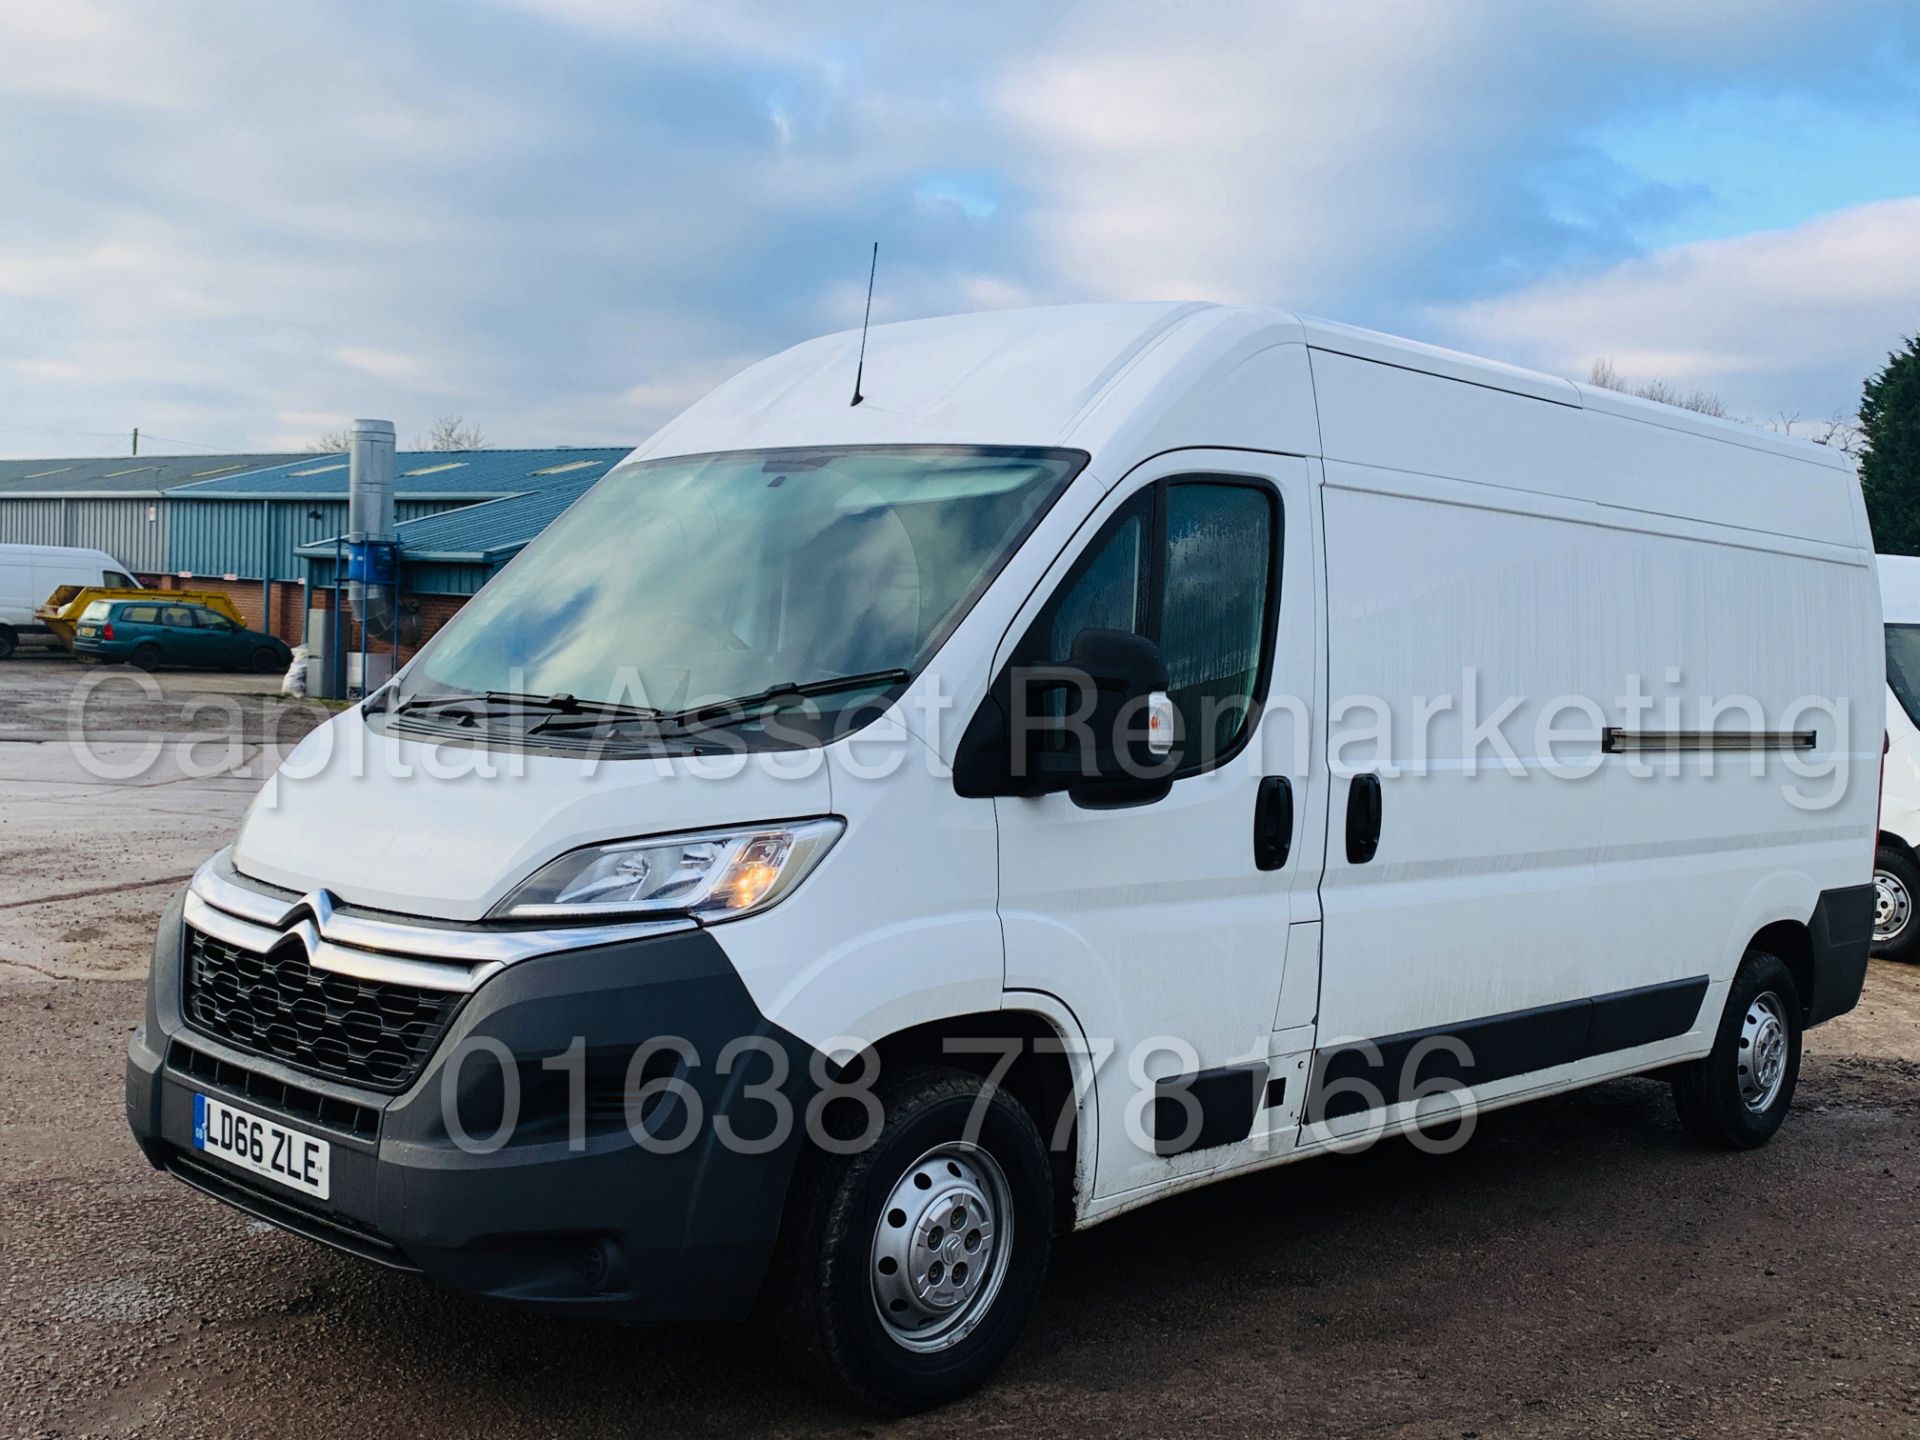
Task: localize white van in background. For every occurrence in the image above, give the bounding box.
[1875,554,1920,961]
[0,542,141,657]
[127,304,1881,1411]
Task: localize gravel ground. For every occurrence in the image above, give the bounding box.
[3,657,1918,1438]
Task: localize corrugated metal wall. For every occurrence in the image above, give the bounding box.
[166,498,470,581]
[66,499,169,571]
[401,560,497,596]
[0,499,62,545]
[0,497,169,571]
[306,554,496,596]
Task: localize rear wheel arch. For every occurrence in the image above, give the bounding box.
[1749,918,1814,1023]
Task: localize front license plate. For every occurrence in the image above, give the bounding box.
[193,1093,330,1200]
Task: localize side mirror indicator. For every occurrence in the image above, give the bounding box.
[1146,690,1174,757]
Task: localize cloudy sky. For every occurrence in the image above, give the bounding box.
[1,0,1916,458]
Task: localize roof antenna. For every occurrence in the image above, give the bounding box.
[850,241,878,407]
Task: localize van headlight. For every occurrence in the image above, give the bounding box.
[493,818,844,923]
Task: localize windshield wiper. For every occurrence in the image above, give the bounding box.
[528,668,913,738]
[389,689,663,725]
[659,668,913,731]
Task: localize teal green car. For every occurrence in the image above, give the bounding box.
[72,599,292,674]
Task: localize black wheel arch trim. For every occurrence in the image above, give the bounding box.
[1805,881,1873,1025]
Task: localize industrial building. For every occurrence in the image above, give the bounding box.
[0,445,634,663]
[0,453,307,574]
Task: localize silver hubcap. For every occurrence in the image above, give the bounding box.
[1874,868,1911,943]
[1737,990,1790,1113]
[869,1143,1012,1353]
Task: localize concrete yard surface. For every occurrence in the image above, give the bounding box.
[2,658,1917,1437]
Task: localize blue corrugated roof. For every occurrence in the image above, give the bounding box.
[168,447,633,499]
[294,467,609,563]
[401,472,601,560]
[0,453,303,495]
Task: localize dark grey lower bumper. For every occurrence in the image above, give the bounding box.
[127,887,818,1320]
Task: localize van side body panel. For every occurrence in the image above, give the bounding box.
[1309,351,1878,1108]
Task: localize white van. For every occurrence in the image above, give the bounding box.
[0,542,141,657]
[1875,554,1920,960]
[126,304,1879,1411]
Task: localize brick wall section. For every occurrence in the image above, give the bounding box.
[133,575,472,666]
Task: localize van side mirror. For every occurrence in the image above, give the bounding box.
[953,628,1177,801]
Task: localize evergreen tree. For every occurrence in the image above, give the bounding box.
[1862,334,1920,555]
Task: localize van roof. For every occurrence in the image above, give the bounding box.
[635,302,1850,472]
[0,543,124,562]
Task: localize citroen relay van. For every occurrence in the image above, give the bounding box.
[0,542,140,657]
[1875,554,1920,960]
[127,304,1879,1411]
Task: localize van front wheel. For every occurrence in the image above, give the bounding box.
[1670,950,1802,1150]
[770,1064,1053,1414]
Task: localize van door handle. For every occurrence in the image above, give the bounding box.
[1254,775,1293,871]
[1345,773,1382,864]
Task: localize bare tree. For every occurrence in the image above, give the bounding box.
[1752,409,1869,460]
[1586,358,1729,418]
[418,415,487,451]
[1807,414,1869,460]
[304,427,352,454]
[1587,357,1625,393]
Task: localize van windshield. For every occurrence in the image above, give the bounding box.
[400,445,1085,734]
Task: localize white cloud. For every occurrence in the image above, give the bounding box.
[333,347,432,384]
[0,0,1912,460]
[619,358,758,418]
[991,0,1911,311]
[9,357,84,383]
[0,0,196,108]
[992,2,1544,304]
[1436,197,1920,416]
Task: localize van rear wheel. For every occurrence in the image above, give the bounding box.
[1670,950,1801,1150]
[0,625,15,660]
[1872,845,1920,963]
[768,1064,1052,1414]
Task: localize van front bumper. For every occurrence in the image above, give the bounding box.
[126,886,818,1321]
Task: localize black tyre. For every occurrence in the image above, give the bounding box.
[0,625,15,660]
[1671,950,1802,1149]
[769,1065,1053,1414]
[127,643,163,672]
[1872,844,1920,963]
[249,646,285,675]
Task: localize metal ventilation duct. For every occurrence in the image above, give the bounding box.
[347,419,397,642]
